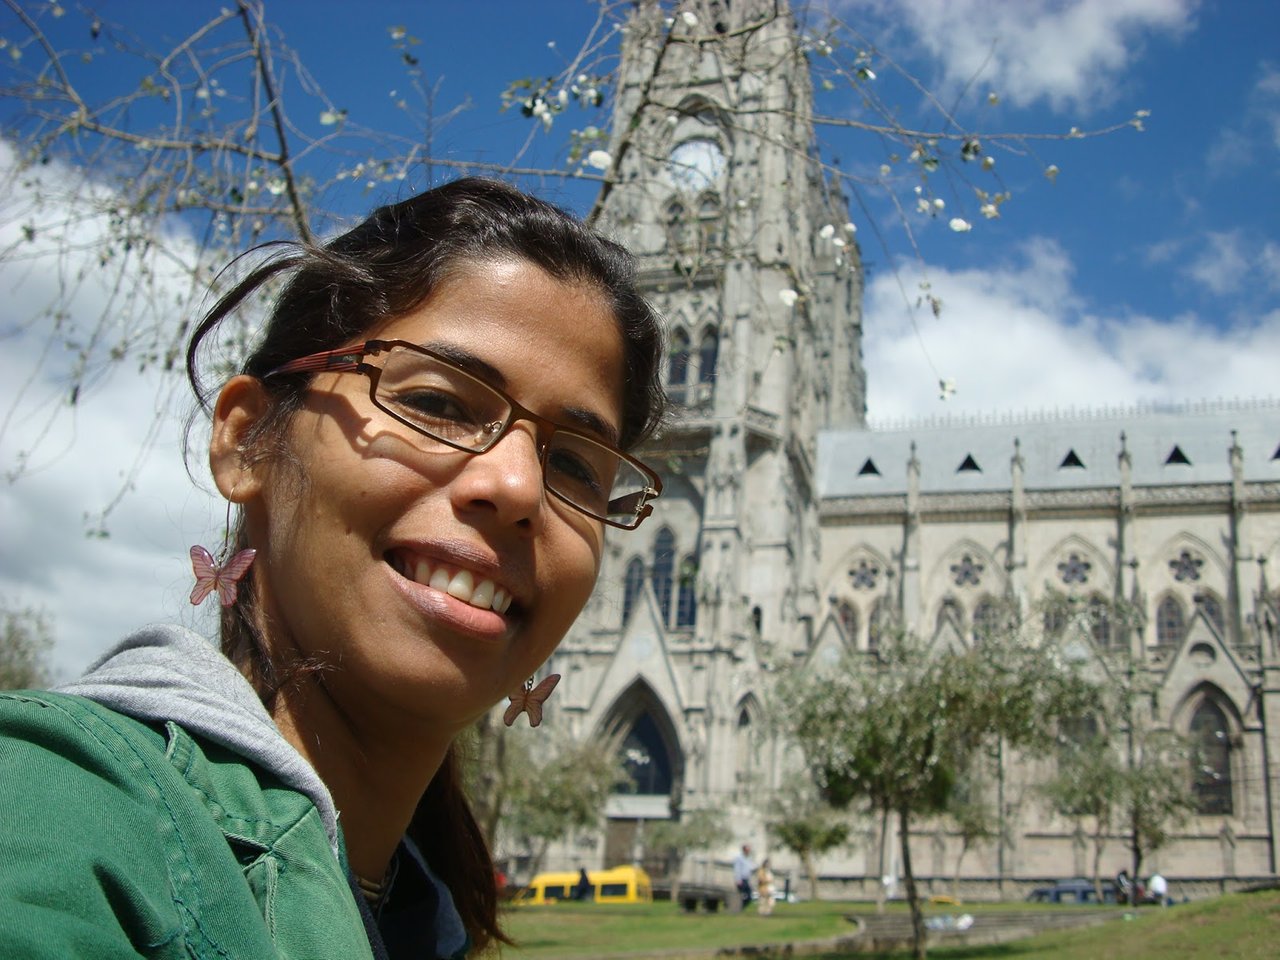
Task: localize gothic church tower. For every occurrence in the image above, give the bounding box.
[552,0,864,862]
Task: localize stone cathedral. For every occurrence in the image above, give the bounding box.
[536,0,1280,897]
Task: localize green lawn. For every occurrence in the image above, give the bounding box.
[493,889,1280,959]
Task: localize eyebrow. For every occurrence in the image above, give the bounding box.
[419,339,621,447]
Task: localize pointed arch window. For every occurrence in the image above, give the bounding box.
[622,556,645,627]
[676,554,698,628]
[698,193,722,250]
[1190,699,1233,815]
[869,597,893,651]
[837,600,858,643]
[697,329,718,385]
[667,329,691,404]
[1088,596,1113,649]
[1156,595,1185,647]
[652,528,676,626]
[1195,592,1226,637]
[665,199,692,252]
[735,706,757,790]
[973,596,998,643]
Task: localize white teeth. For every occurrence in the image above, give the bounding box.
[447,569,475,601]
[398,554,513,615]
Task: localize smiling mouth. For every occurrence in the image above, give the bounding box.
[386,550,515,614]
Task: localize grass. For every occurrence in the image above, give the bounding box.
[492,889,1280,959]
[495,899,849,958]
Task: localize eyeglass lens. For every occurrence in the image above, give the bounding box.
[373,347,652,525]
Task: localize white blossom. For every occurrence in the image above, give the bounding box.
[939,378,957,400]
[1045,164,1060,182]
[844,222,857,234]
[979,203,999,219]
[319,110,341,126]
[778,288,799,307]
[818,223,836,239]
[916,197,931,214]
[949,218,972,232]
[879,164,891,177]
[586,149,612,171]
[982,156,995,171]
[680,11,698,27]
[932,198,945,211]
[556,89,569,109]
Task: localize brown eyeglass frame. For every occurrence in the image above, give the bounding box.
[267,338,663,529]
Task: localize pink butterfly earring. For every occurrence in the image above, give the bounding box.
[503,673,561,728]
[189,499,256,607]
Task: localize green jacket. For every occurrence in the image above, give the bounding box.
[0,690,374,959]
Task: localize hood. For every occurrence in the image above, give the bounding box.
[59,623,340,856]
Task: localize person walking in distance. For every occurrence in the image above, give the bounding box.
[733,844,756,909]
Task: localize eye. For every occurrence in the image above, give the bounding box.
[547,446,605,494]
[388,387,477,425]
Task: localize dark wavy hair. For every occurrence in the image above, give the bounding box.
[185,177,666,950]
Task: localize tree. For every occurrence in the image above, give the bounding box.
[1123,724,1196,888]
[1040,724,1126,903]
[1,0,1143,509]
[781,621,1095,960]
[495,727,625,883]
[0,598,54,689]
[1038,591,1196,899]
[943,774,997,902]
[767,784,850,902]
[644,808,732,903]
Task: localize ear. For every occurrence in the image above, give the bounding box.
[209,375,272,502]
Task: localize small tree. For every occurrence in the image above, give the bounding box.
[767,785,850,902]
[645,808,732,902]
[1041,726,1126,902]
[944,775,996,901]
[499,730,625,882]
[782,620,1095,960]
[1125,726,1196,886]
[0,599,54,690]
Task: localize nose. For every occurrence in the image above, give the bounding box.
[450,421,546,532]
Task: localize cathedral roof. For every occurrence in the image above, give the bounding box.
[817,399,1280,497]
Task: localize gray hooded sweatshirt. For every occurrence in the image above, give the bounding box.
[58,623,467,958]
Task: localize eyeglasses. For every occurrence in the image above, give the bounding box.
[267,339,662,529]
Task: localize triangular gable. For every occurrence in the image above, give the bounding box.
[930,614,967,655]
[806,610,851,671]
[1159,607,1252,714]
[586,581,686,721]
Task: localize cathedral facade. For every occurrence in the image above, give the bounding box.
[538,0,1280,896]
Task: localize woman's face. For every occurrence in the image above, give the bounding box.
[234,258,625,737]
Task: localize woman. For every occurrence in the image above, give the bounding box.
[755,859,776,917]
[0,178,665,958]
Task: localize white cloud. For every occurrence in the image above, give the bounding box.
[864,238,1280,423]
[1185,229,1280,296]
[844,0,1197,112]
[0,145,221,680]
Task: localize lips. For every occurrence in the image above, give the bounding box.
[387,550,514,614]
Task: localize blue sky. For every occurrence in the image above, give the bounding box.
[1,0,1277,675]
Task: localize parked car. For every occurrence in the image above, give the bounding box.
[1026,878,1118,904]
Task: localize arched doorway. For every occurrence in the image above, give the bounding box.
[598,680,684,873]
